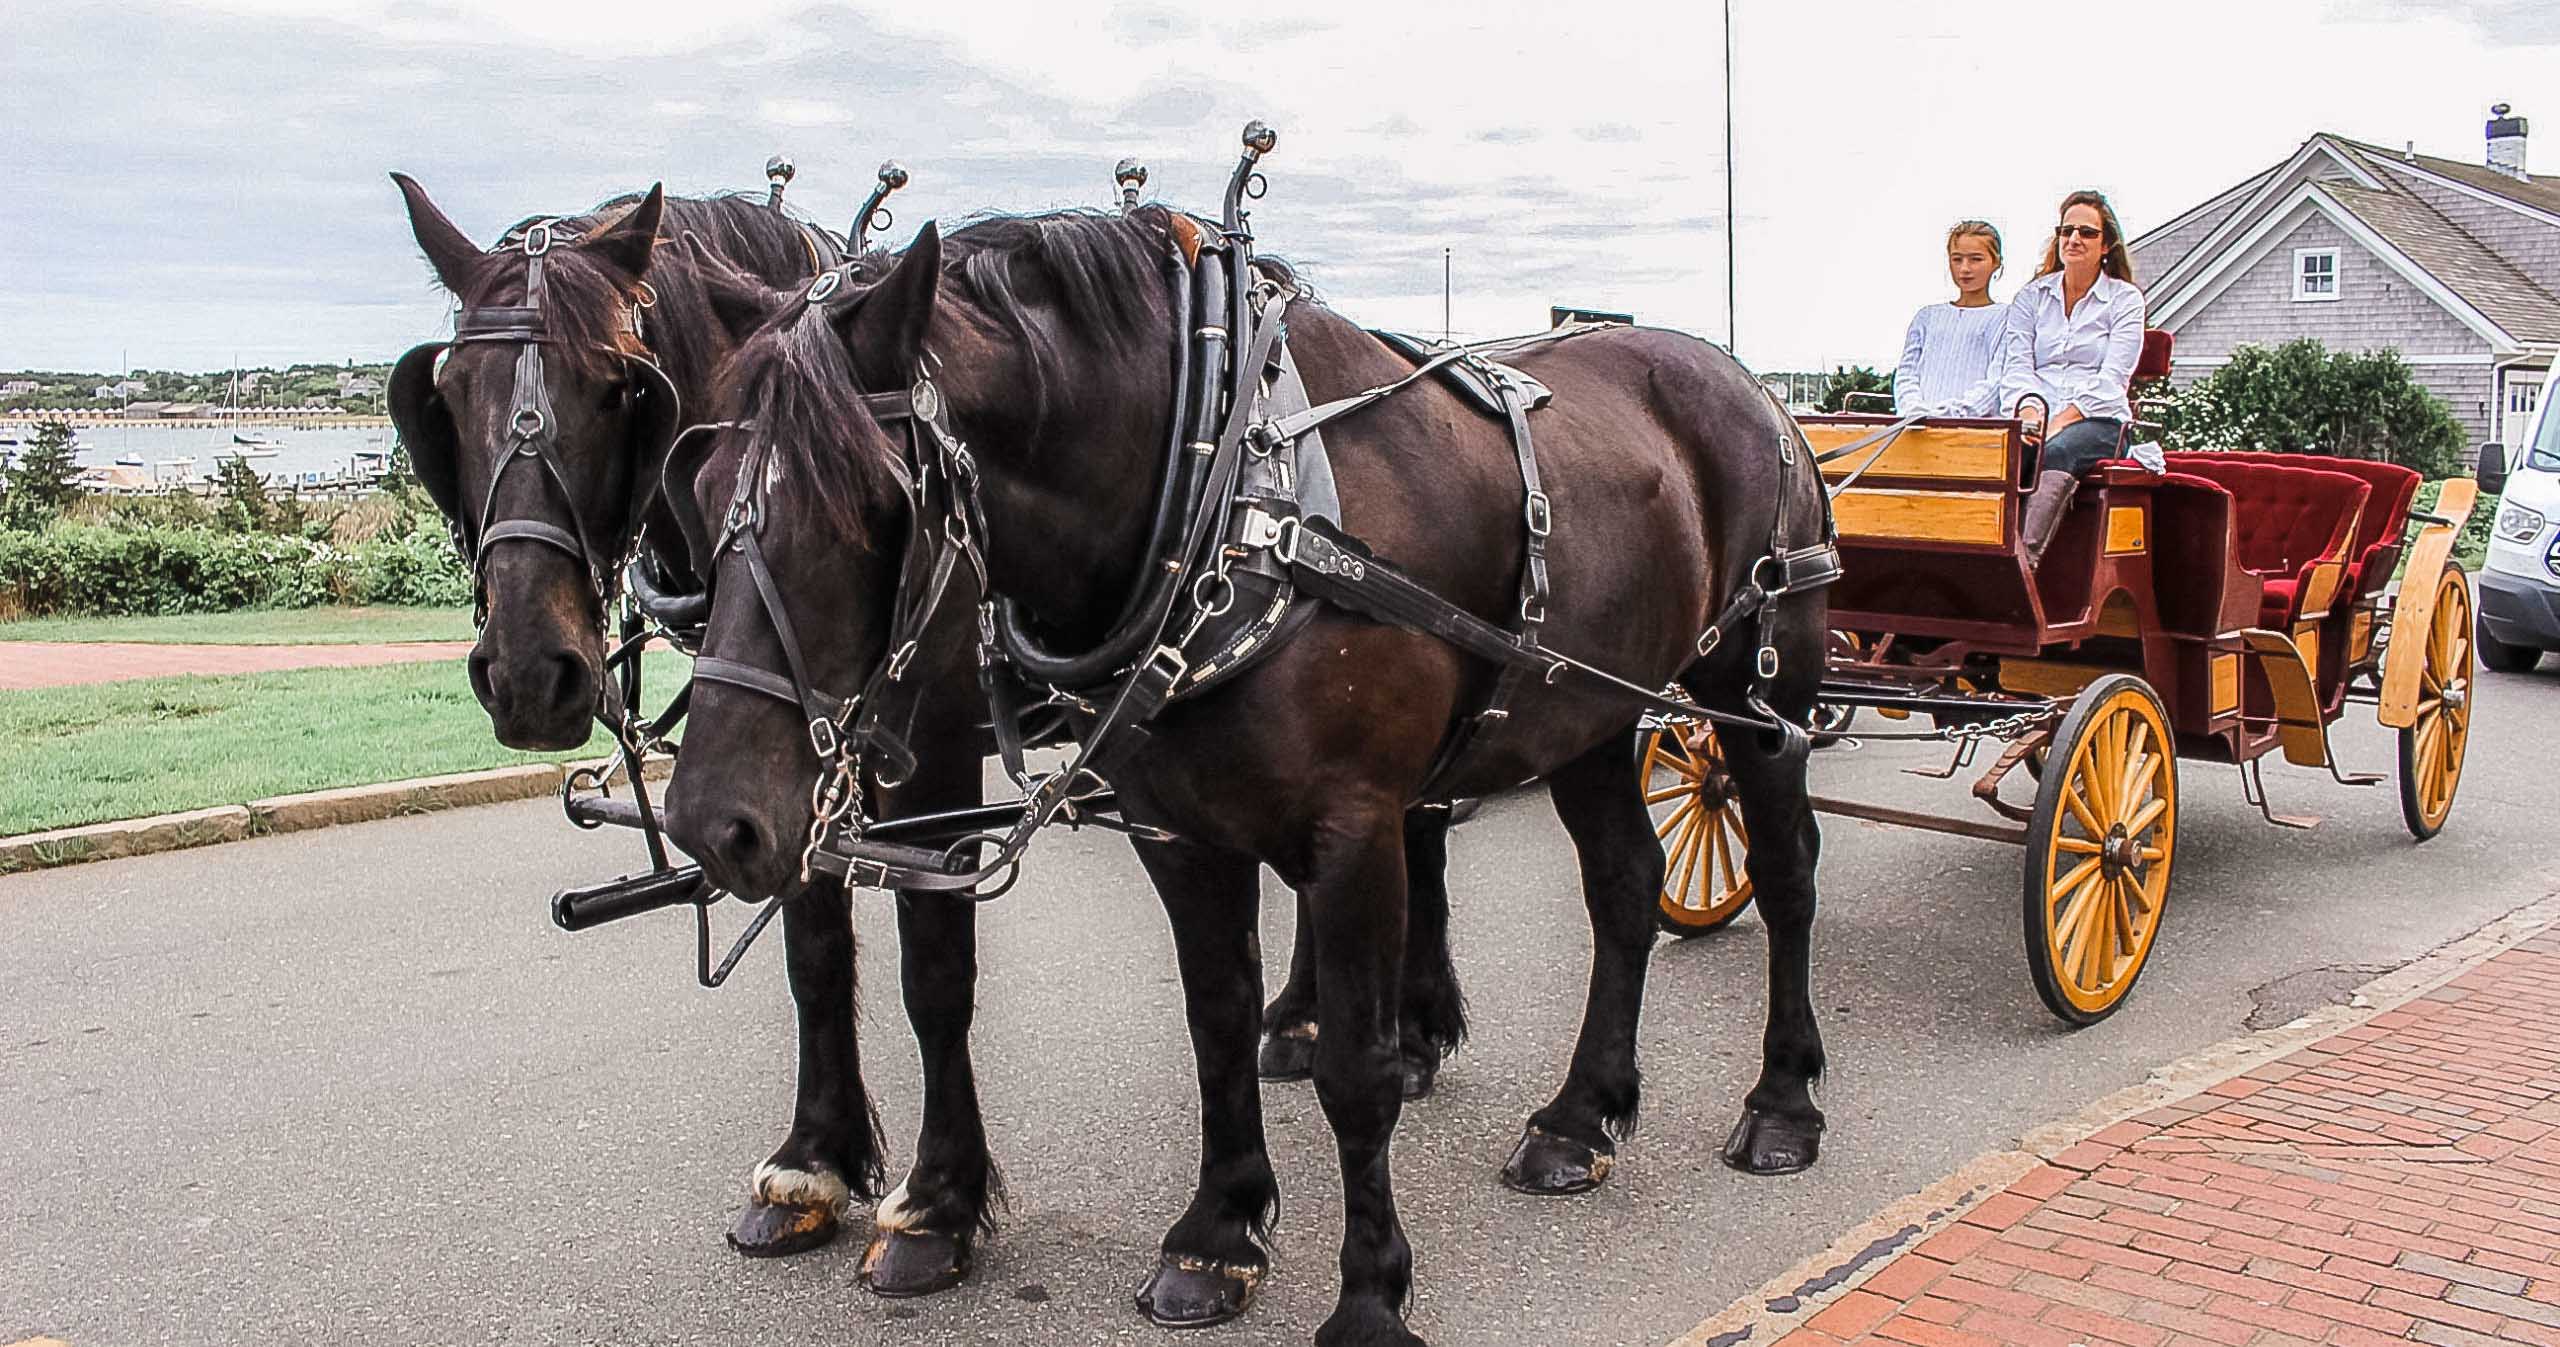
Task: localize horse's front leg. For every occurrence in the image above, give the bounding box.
[729,877,885,1257]
[859,729,1000,1297]
[857,889,995,1296]
[1131,837,1279,1330]
[1309,808,1425,1347]
[1501,729,1659,1196]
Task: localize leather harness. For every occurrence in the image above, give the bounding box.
[689,133,1842,897]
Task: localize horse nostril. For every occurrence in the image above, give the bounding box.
[549,653,592,714]
[466,650,497,707]
[719,816,769,871]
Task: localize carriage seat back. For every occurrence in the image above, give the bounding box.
[2159,458,2368,626]
[2165,451,2418,602]
[2133,329,2173,384]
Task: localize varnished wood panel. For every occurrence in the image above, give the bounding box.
[2105,505,2146,554]
[1831,488,2006,546]
[1807,424,2011,484]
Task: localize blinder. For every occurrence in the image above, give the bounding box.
[388,341,462,522]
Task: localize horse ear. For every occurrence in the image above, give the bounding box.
[839,221,940,373]
[677,233,791,340]
[583,183,665,278]
[390,172,482,293]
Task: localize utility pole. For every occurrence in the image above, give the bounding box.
[1724,0,1738,356]
[1442,247,1453,343]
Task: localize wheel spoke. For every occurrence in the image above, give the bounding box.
[2124,794,2170,842]
[2117,721,2153,820]
[1715,813,1743,893]
[1669,809,1707,907]
[1646,780,1697,804]
[2056,835,2104,854]
[2064,784,2106,840]
[1654,796,1701,841]
[2052,867,2103,966]
[2119,751,2159,828]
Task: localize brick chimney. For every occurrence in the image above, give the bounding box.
[2487,103,2529,180]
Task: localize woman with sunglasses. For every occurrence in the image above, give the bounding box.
[1999,189,2144,562]
[1895,220,2008,416]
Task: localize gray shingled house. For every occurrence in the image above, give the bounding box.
[2130,107,2557,461]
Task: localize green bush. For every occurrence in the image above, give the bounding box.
[0,518,468,618]
[2158,340,2468,477]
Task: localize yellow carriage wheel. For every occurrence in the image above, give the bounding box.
[2023,675,2177,1025]
[2399,564,2474,841]
[1641,726,1755,938]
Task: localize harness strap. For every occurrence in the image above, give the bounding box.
[1282,519,1777,736]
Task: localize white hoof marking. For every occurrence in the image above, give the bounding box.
[752,1161,850,1213]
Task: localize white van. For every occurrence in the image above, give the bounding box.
[2479,363,2560,671]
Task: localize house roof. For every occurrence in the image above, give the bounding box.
[2319,184,2560,344]
[2142,130,2560,355]
[2332,137,2560,218]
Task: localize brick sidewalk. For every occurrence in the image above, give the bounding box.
[1783,931,2560,1347]
[0,641,473,690]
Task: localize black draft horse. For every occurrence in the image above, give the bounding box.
[389,177,1473,1294]
[387,178,929,1269]
[662,208,1831,1347]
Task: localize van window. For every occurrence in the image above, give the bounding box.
[2531,380,2560,472]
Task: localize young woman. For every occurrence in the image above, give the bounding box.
[1894,220,2007,416]
[1999,189,2144,561]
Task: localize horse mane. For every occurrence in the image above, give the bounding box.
[718,207,1197,547]
[457,191,840,389]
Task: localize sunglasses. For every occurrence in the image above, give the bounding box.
[2055,224,2105,241]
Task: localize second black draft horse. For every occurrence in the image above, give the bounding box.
[662,205,1833,1345]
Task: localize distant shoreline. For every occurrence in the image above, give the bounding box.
[1,413,393,430]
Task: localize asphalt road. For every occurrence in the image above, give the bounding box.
[9,665,2560,1347]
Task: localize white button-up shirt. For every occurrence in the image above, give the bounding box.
[1996,271,2146,424]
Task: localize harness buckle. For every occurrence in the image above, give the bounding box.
[523,221,554,256]
[1697,627,1722,657]
[1524,489,1553,539]
[806,269,843,304]
[1520,594,1546,626]
[884,640,919,682]
[1270,515,1305,565]
[808,716,840,760]
[1239,507,1287,550]
[1757,645,1781,680]
[512,407,546,438]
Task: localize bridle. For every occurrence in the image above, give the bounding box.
[387,218,682,623]
[678,271,1009,890]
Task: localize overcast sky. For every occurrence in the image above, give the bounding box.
[0,0,2548,375]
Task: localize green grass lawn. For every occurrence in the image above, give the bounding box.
[0,605,477,645]
[0,650,688,835]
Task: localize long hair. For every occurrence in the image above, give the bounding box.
[2034,190,2135,283]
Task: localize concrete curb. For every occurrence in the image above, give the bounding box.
[1664,883,2560,1347]
[0,754,673,875]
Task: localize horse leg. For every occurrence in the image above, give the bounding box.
[1714,719,1827,1173]
[1257,891,1320,1082]
[1131,838,1281,1330]
[1501,729,1660,1196]
[1308,812,1425,1347]
[729,879,884,1257]
[1396,805,1467,1100]
[1264,806,1466,1103]
[856,889,995,1296]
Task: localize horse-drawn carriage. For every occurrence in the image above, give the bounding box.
[1643,355,2479,1023]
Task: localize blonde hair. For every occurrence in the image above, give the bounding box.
[2035,190,2135,282]
[1946,219,2003,273]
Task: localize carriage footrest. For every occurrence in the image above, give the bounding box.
[552,866,712,932]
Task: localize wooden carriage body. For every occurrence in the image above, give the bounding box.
[1800,415,2460,776]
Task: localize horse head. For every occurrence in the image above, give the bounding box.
[389,173,679,749]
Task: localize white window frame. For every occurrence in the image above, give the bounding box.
[2292,247,2341,302]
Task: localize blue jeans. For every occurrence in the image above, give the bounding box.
[2039,416,2125,477]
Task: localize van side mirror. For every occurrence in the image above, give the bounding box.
[2478,442,2508,496]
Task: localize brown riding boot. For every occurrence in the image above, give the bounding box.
[2021,470,2078,565]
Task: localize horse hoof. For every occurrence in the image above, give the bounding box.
[1400,1052,1439,1101]
[726,1198,839,1258]
[859,1228,972,1298]
[1722,1106,1824,1176]
[1136,1253,1266,1329]
[1500,1125,1614,1196]
[1258,1028,1316,1082]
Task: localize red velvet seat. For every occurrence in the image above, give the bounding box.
[2165,452,2418,603]
[2157,458,2370,627]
